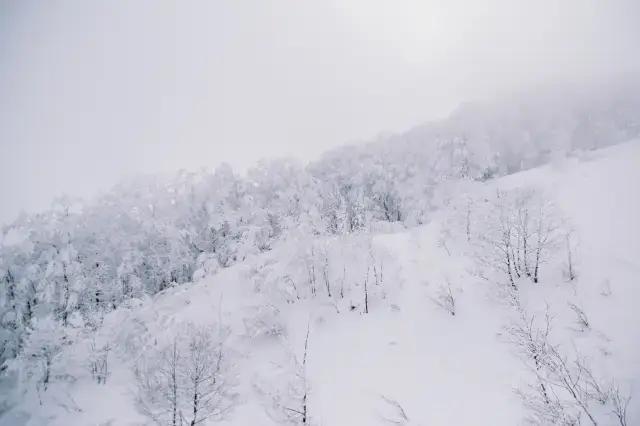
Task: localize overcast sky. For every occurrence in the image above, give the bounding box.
[1,1,639,224]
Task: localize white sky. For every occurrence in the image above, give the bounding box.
[1,1,639,224]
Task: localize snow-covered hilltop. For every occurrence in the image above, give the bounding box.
[1,82,640,425]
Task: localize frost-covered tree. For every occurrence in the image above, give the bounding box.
[473,188,563,289]
[136,323,237,426]
[505,301,631,426]
[9,316,67,401]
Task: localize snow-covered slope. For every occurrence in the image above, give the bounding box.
[6,140,639,426]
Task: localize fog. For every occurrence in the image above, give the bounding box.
[1,0,639,224]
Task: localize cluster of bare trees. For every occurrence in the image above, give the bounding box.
[448,186,632,425]
[265,234,395,316]
[505,299,631,426]
[87,336,111,385]
[474,188,563,290]
[135,323,237,426]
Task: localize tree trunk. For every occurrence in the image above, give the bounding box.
[364,266,369,314]
[191,387,198,426]
[534,248,541,284]
[506,249,517,290]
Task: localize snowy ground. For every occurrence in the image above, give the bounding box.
[5,140,640,426]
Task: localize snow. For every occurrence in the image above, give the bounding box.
[4,139,640,425]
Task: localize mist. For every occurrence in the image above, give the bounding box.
[1,0,639,224]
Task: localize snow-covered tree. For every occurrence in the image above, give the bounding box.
[136,323,237,426]
[473,188,563,289]
[9,316,67,399]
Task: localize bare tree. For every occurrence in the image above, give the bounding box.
[609,384,631,426]
[506,304,589,425]
[513,188,535,279]
[475,193,518,290]
[255,323,311,425]
[465,197,473,243]
[183,326,237,426]
[530,193,562,283]
[136,337,181,426]
[563,232,577,282]
[379,395,411,426]
[437,223,452,256]
[136,323,237,426]
[306,246,317,297]
[340,262,346,299]
[567,302,590,332]
[504,302,554,408]
[362,236,379,313]
[363,265,370,314]
[369,244,384,287]
[505,302,630,426]
[318,242,332,298]
[430,281,456,316]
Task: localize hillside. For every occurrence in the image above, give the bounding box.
[2,138,639,425]
[2,79,640,425]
